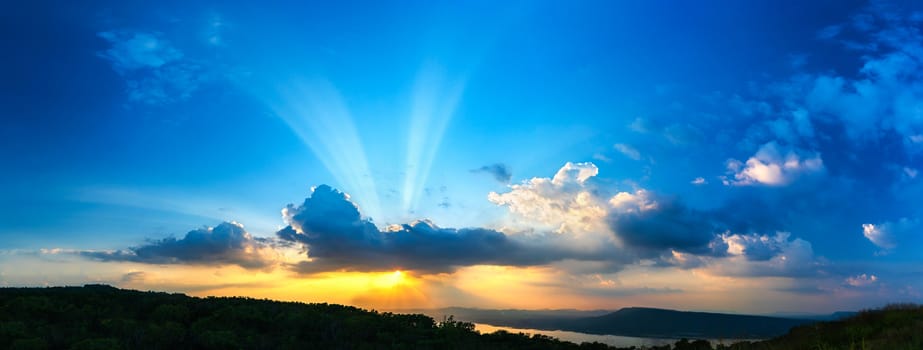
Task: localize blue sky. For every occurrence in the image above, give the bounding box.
[2,0,922,313]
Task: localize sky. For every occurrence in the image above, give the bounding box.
[2,0,923,314]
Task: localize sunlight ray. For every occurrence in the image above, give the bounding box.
[402,65,466,214]
[270,79,384,220]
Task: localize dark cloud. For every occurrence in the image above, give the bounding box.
[120,271,147,283]
[472,163,512,183]
[609,199,721,256]
[277,185,601,273]
[81,222,275,269]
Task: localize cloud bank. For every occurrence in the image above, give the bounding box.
[81,222,276,269]
[276,185,596,273]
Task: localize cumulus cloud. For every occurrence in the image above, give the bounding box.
[97,30,208,105]
[691,177,707,185]
[277,185,602,274]
[862,218,920,252]
[472,163,512,183]
[725,142,824,186]
[81,222,277,269]
[58,159,830,281]
[707,232,821,278]
[488,162,608,234]
[488,162,824,277]
[613,143,642,160]
[724,232,797,261]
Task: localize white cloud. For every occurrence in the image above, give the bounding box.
[489,162,608,234]
[799,18,923,148]
[845,274,878,287]
[725,142,824,186]
[613,143,641,160]
[608,189,658,214]
[552,162,599,185]
[691,177,707,185]
[862,218,920,252]
[706,232,820,277]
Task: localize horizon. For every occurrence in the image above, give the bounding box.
[3,0,923,316]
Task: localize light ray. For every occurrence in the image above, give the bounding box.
[402,64,466,214]
[270,79,384,220]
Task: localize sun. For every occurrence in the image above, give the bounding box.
[374,270,406,288]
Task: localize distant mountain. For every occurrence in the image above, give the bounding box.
[563,307,813,339]
[420,306,814,339]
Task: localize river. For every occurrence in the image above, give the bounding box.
[474,323,754,348]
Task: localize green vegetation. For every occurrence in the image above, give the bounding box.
[722,303,923,350]
[0,285,625,349]
[1,285,919,349]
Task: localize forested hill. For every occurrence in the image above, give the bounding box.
[564,307,812,339]
[411,307,813,339]
[3,285,919,349]
[0,285,625,350]
[724,303,923,350]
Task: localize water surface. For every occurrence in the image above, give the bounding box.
[474,323,754,348]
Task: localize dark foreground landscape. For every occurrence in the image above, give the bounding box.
[1,285,920,349]
[413,307,821,339]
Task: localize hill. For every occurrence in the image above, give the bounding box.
[413,307,812,339]
[563,307,813,339]
[724,303,923,350]
[0,285,624,350]
[2,285,920,349]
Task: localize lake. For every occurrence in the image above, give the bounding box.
[474,323,754,348]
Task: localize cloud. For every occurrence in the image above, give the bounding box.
[50,159,830,282]
[81,222,277,269]
[276,185,597,274]
[97,31,183,71]
[120,271,147,283]
[724,232,795,261]
[472,163,512,183]
[904,167,919,179]
[608,192,723,256]
[725,142,824,186]
[706,232,822,278]
[793,7,923,150]
[862,218,920,252]
[845,274,878,287]
[690,177,707,185]
[613,143,641,160]
[489,162,823,277]
[488,162,608,234]
[97,30,208,105]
